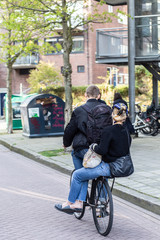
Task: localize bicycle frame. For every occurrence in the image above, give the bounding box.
[87,177,115,208]
[133,113,149,131]
[72,174,115,236]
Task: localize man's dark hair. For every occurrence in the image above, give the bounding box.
[114,92,122,101]
[86,85,100,98]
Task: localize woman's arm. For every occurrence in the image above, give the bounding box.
[93,129,112,156]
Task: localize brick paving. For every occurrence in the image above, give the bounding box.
[0,117,160,214]
[0,144,160,240]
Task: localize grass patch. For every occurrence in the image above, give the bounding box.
[39,148,68,157]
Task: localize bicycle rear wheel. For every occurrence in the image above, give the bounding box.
[150,121,159,136]
[92,178,113,236]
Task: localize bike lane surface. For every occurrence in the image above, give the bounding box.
[0,145,160,240]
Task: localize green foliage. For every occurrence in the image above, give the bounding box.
[27,61,63,93]
[42,86,65,99]
[72,86,87,97]
[135,65,152,95]
[31,81,153,109]
[39,149,68,157]
[0,1,53,65]
[114,85,129,97]
[35,85,87,101]
[0,1,51,133]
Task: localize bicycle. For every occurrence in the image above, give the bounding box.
[70,171,115,236]
[132,103,158,136]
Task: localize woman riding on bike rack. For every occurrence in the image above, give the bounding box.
[55,103,132,214]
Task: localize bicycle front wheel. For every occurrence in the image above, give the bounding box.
[92,178,113,236]
[141,126,151,135]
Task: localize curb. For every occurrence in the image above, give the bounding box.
[112,185,160,215]
[0,139,71,175]
[0,139,160,216]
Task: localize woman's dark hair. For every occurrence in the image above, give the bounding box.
[114,92,122,101]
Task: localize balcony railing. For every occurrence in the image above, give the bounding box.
[96,27,128,59]
[96,22,160,64]
[13,53,39,68]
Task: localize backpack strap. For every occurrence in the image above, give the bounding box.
[81,104,92,114]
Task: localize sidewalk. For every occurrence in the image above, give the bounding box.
[0,119,160,215]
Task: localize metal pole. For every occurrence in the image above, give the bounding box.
[152,1,159,107]
[152,76,158,107]
[128,0,135,123]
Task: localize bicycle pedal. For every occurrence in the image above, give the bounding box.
[96,209,101,217]
[97,211,109,218]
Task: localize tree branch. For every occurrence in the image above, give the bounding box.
[5,0,50,13]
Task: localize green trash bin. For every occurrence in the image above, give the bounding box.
[5,94,36,130]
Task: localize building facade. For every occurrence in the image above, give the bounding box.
[0,2,128,104]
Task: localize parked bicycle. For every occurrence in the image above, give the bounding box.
[133,103,158,136]
[145,102,160,134]
[70,171,115,236]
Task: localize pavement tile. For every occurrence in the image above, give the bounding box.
[0,119,160,215]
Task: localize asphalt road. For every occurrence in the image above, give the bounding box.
[0,144,160,240]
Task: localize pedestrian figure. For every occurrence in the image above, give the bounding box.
[63,85,112,170]
[113,92,135,134]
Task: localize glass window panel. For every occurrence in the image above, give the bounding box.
[45,38,63,54]
[72,36,84,53]
[77,65,85,72]
[135,16,160,57]
[108,5,113,13]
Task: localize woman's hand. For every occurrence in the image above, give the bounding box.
[90,143,98,151]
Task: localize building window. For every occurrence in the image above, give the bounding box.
[77,65,85,73]
[45,37,63,54]
[107,67,112,84]
[45,35,84,54]
[108,5,113,13]
[142,3,152,12]
[118,75,123,84]
[118,13,128,25]
[72,36,84,53]
[19,69,31,75]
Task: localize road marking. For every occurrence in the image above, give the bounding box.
[0,187,65,202]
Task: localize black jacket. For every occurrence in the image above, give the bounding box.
[94,124,131,163]
[63,99,111,152]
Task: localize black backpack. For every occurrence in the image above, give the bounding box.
[82,103,112,144]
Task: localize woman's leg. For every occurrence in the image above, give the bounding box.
[68,162,111,203]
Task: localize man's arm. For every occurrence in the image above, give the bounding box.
[63,112,78,147]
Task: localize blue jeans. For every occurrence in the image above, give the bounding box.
[71,149,88,201]
[68,161,111,203]
[71,149,88,170]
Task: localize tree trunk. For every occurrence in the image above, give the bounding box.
[62,0,73,127]
[6,63,13,134]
